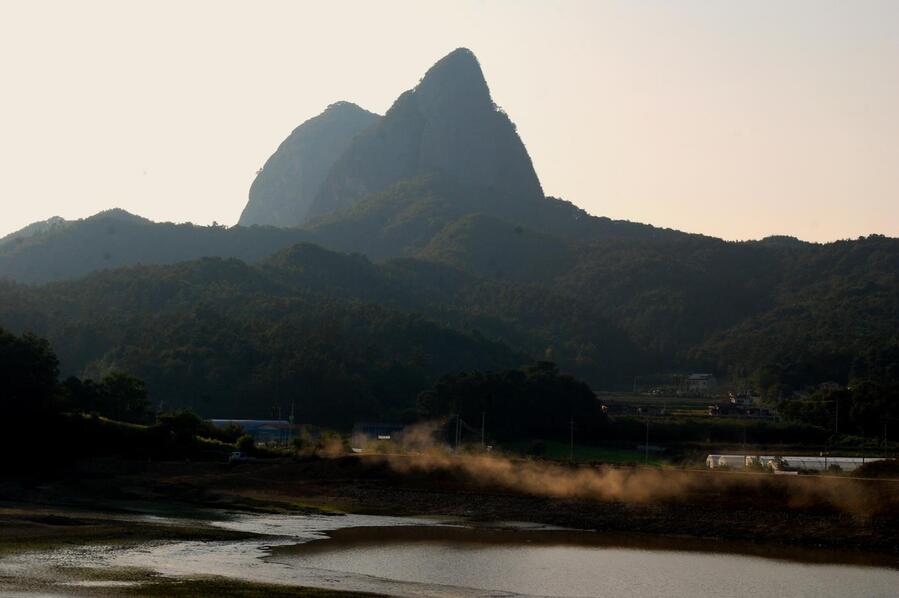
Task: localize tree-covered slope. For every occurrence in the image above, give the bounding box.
[303,174,683,261]
[0,255,525,423]
[0,215,70,248]
[693,235,899,386]
[0,210,314,284]
[2,234,896,420]
[419,212,574,282]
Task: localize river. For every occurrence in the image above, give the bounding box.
[3,512,897,597]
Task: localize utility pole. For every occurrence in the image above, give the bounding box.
[834,396,839,436]
[455,414,461,450]
[569,417,574,462]
[289,401,295,447]
[644,418,650,464]
[481,412,486,449]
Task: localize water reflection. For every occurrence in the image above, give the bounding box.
[4,512,897,598]
[273,524,899,598]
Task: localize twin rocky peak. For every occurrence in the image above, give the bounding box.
[238,48,544,228]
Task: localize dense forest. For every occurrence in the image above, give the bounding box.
[3,327,838,448]
[0,235,896,432]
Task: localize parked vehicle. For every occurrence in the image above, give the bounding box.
[228,451,250,464]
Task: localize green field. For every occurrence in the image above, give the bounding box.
[502,441,666,466]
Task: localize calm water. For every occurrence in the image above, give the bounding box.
[271,524,899,598]
[4,513,898,597]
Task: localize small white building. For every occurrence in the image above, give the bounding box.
[708,454,885,473]
[705,454,747,469]
[766,456,882,473]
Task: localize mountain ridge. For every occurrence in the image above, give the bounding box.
[239,101,380,227]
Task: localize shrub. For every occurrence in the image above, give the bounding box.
[236,434,255,454]
[527,439,546,456]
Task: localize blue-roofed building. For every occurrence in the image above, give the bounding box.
[208,419,300,445]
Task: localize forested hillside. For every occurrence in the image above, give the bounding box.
[0,255,523,424]
[1,235,896,424]
[0,210,313,283]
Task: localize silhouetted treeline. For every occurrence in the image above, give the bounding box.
[417,362,606,441]
[0,328,243,472]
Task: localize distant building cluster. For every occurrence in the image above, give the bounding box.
[707,392,772,418]
[208,419,303,445]
[706,453,883,473]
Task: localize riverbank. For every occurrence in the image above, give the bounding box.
[2,453,899,595]
[3,502,897,597]
[240,455,899,558]
[0,499,381,596]
[4,454,899,560]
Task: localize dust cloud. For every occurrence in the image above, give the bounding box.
[347,421,890,515]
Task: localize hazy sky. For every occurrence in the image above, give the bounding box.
[1,0,897,242]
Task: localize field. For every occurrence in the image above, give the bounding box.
[501,441,666,465]
[598,391,715,417]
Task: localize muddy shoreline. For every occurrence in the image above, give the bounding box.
[9,455,899,555]
[2,454,899,594]
[181,455,899,559]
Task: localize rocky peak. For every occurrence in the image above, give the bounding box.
[238,101,380,227]
[413,48,493,118]
[307,48,544,218]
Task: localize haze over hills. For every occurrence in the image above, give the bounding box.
[0,216,69,248]
[0,209,313,284]
[307,48,544,219]
[0,47,896,420]
[238,102,380,227]
[0,49,678,282]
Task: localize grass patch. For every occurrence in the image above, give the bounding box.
[502,441,666,465]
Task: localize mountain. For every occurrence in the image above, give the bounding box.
[238,102,380,227]
[0,216,69,248]
[0,176,677,284]
[307,48,543,219]
[0,210,313,284]
[0,49,681,282]
[302,173,681,264]
[0,46,896,422]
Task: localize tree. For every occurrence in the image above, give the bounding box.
[99,372,152,423]
[0,328,59,417]
[236,434,255,454]
[417,363,606,441]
